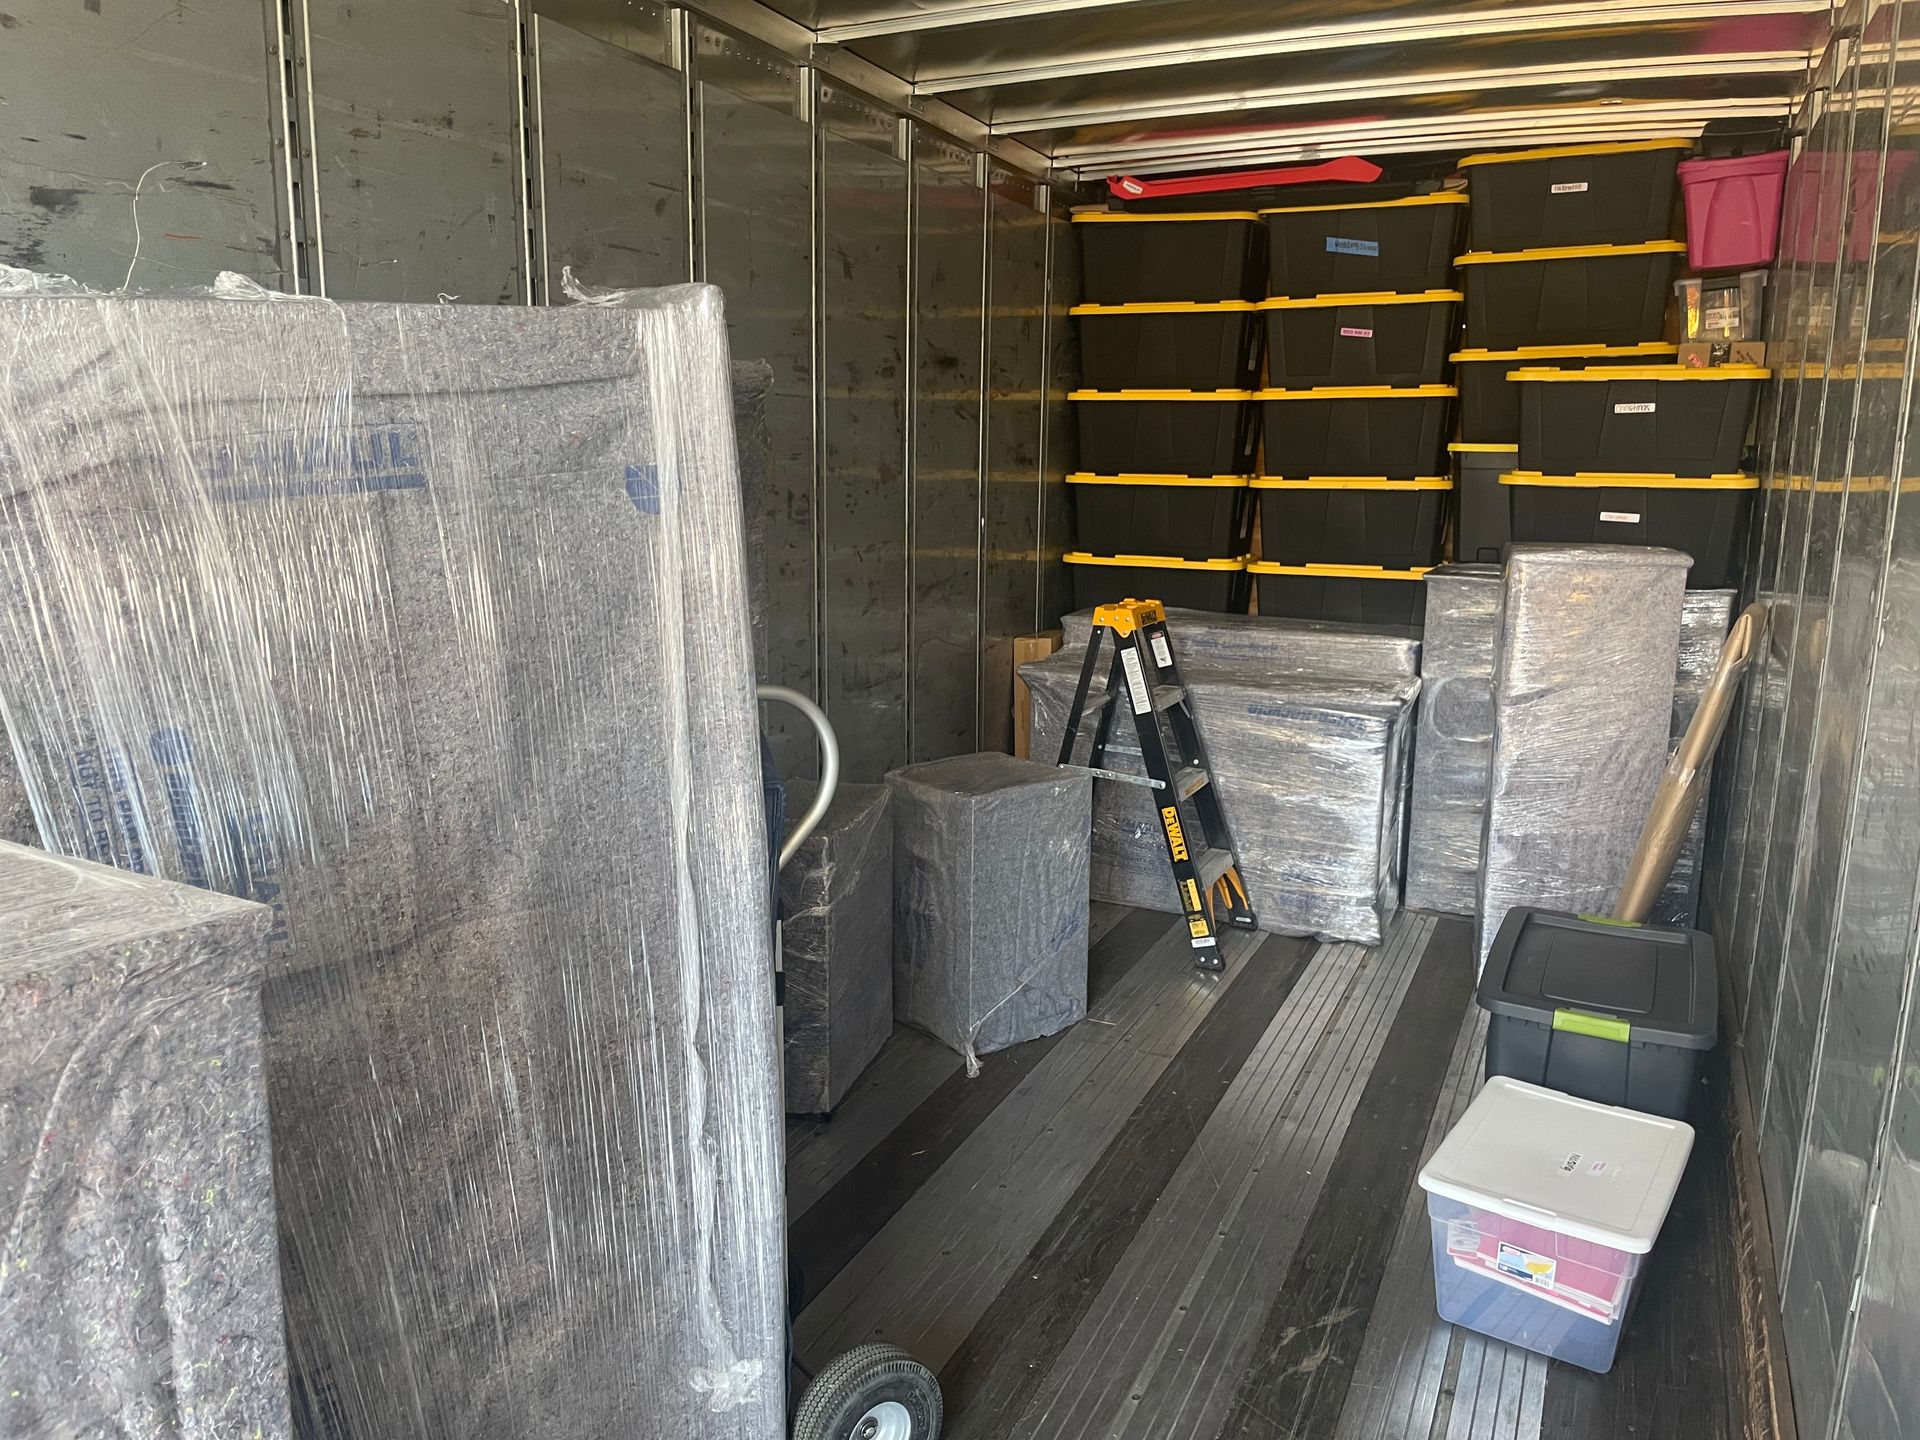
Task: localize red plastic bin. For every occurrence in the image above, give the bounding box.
[1677,151,1789,269]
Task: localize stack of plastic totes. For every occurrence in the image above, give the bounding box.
[1068,209,1266,611]
[1253,191,1466,620]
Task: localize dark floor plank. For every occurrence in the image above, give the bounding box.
[935,933,1318,1439]
[1539,1035,1743,1440]
[1218,916,1475,1440]
[786,907,1174,1307]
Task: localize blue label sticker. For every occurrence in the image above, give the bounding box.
[1326,236,1380,256]
[202,423,428,501]
[626,463,661,514]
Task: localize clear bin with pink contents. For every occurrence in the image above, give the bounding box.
[1676,151,1789,269]
[1418,1077,1694,1373]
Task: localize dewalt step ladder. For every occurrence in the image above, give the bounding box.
[1055,598,1256,970]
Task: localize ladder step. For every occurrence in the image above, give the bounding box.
[1152,684,1187,711]
[1173,766,1209,799]
[1068,764,1162,789]
[1195,848,1236,889]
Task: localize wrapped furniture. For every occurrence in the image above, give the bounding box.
[888,753,1091,1073]
[781,781,895,1115]
[0,840,288,1439]
[1476,545,1689,968]
[1059,606,1421,678]
[0,284,784,1439]
[1026,647,1420,946]
[1403,574,1731,924]
[1403,566,1504,915]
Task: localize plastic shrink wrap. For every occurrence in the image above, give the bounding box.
[781,781,895,1115]
[1025,637,1420,946]
[0,280,784,1438]
[1476,545,1690,968]
[888,753,1091,1075]
[1404,573,1731,924]
[0,840,288,1439]
[1402,566,1503,916]
[1060,607,1421,678]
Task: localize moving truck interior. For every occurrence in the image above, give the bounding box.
[0,2,1915,1437]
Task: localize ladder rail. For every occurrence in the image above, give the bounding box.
[1061,599,1258,971]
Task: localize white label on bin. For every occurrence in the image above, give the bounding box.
[1121,646,1153,714]
[1614,401,1657,414]
[1599,509,1643,524]
[1339,325,1375,338]
[1446,1219,1480,1256]
[1550,181,1590,194]
[1327,236,1380,256]
[1497,1242,1558,1289]
[1150,633,1173,668]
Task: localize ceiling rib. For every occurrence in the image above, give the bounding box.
[675,0,1052,172]
[989,51,1812,134]
[1055,96,1792,172]
[908,0,1824,95]
[816,0,1151,43]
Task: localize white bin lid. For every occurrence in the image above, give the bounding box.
[1417,1077,1695,1254]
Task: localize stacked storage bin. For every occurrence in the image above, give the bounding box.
[1249,192,1467,628]
[1452,139,1762,583]
[1066,210,1262,611]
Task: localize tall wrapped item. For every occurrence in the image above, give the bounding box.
[1476,545,1689,968]
[0,286,783,1438]
[781,781,894,1115]
[1403,566,1503,915]
[888,753,1091,1074]
[0,840,288,1439]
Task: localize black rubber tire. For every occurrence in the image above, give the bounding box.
[792,1343,943,1440]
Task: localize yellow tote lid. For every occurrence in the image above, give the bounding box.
[1257,191,1467,215]
[1259,289,1463,309]
[1452,342,1680,363]
[1449,441,1521,454]
[1507,364,1771,382]
[1072,209,1257,223]
[1070,300,1259,314]
[1248,561,1432,579]
[1064,551,1249,570]
[1252,475,1451,490]
[1070,388,1256,400]
[1067,472,1250,487]
[1499,470,1757,490]
[1454,240,1687,265]
[1256,383,1457,399]
[1459,138,1692,168]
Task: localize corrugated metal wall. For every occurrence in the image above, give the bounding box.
[0,0,1073,782]
[1708,2,1920,1435]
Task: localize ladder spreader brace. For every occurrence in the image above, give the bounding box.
[1055,598,1257,971]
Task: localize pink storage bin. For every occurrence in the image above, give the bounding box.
[1677,150,1789,269]
[1779,147,1920,266]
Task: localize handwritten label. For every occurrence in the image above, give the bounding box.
[1326,236,1380,256]
[1600,509,1642,524]
[1339,326,1375,339]
[1550,181,1590,194]
[1615,401,1656,414]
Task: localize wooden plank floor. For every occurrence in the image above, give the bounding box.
[787,906,1752,1440]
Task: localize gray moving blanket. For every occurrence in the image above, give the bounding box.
[0,285,784,1439]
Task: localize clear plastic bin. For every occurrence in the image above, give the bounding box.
[1418,1077,1694,1374]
